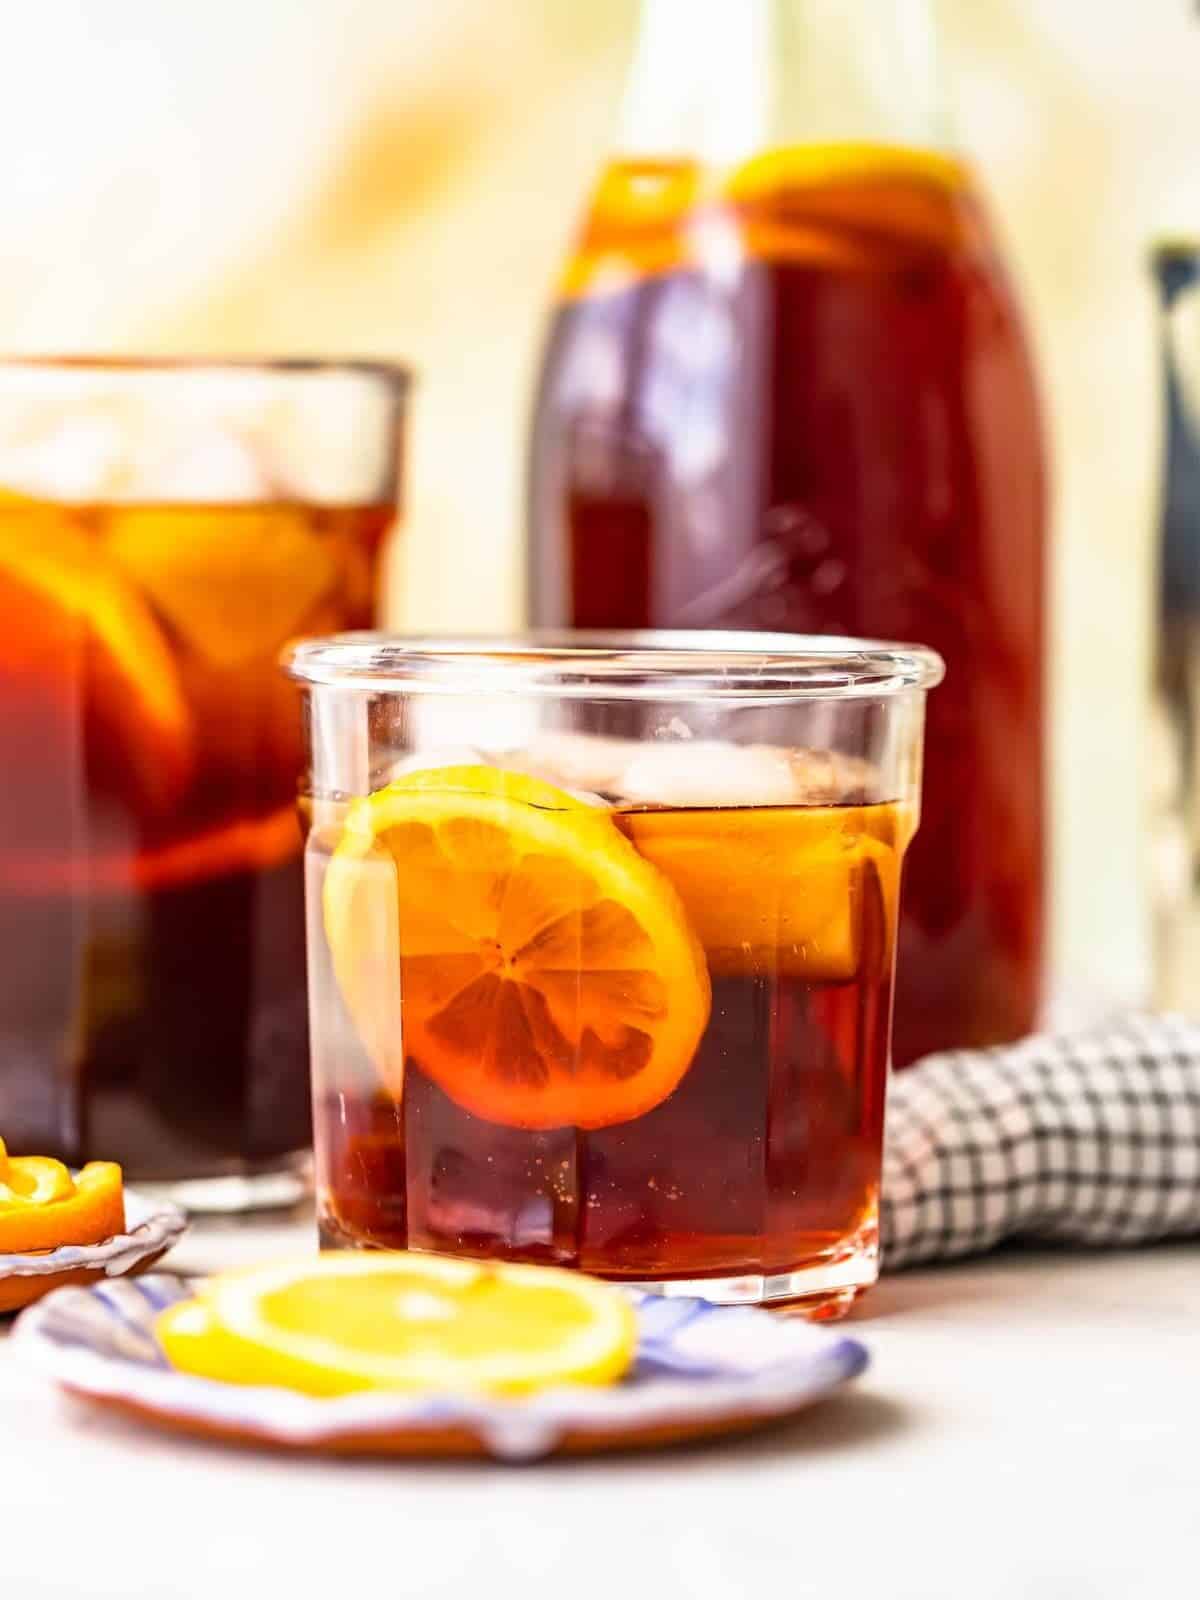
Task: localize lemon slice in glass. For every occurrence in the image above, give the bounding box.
[322,766,710,1131]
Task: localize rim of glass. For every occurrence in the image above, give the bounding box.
[0,355,412,389]
[285,632,945,701]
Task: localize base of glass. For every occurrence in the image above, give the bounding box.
[618,1253,876,1320]
[316,1215,876,1319]
[137,1152,312,1215]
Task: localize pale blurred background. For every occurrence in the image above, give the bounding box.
[3,0,1199,1005]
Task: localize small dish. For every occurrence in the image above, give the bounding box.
[13,1273,868,1459]
[0,1189,187,1313]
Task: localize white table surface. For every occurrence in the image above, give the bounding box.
[1,1221,1196,1600]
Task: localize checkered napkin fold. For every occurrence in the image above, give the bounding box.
[881,1014,1200,1269]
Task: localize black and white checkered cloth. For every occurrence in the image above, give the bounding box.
[881,1014,1200,1270]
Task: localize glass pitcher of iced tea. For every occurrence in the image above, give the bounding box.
[289,632,942,1316]
[0,359,407,1208]
[527,0,1047,1065]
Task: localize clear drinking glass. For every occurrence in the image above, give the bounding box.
[0,357,408,1210]
[288,632,942,1315]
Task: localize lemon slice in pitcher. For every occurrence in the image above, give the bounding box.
[156,1253,638,1397]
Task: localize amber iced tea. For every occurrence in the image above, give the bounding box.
[0,361,406,1200]
[293,638,941,1312]
[0,498,388,1181]
[528,148,1045,1068]
[316,796,901,1304]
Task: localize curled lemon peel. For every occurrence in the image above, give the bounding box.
[0,1142,125,1253]
[0,1154,75,1207]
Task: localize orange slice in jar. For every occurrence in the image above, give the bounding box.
[0,1137,125,1253]
[724,142,966,202]
[725,142,977,261]
[103,504,339,669]
[0,505,193,813]
[322,766,710,1131]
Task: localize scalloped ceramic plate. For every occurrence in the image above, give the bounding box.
[12,1273,869,1459]
[0,1190,187,1313]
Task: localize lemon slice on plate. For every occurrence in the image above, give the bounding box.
[156,1253,638,1397]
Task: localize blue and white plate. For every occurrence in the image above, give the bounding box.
[12,1274,869,1460]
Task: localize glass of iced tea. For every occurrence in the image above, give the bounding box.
[0,358,407,1209]
[288,632,942,1315]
